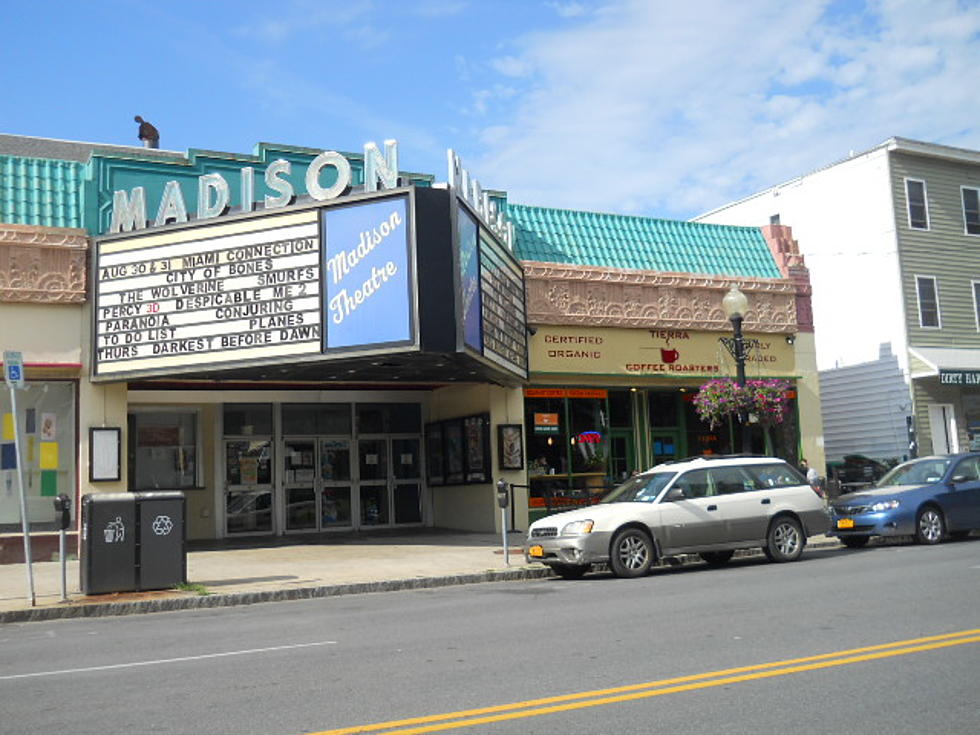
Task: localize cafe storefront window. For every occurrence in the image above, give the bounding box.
[524,389,612,522]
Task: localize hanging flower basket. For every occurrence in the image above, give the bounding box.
[693,378,790,428]
[744,379,791,426]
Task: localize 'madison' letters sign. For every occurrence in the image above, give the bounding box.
[110,140,400,234]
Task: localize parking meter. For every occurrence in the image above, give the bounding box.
[53,493,71,530]
[53,493,71,601]
[496,479,510,566]
[496,479,510,508]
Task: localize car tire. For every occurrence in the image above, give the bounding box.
[699,550,735,566]
[609,528,654,578]
[914,506,945,545]
[764,516,804,562]
[840,536,870,549]
[552,564,589,580]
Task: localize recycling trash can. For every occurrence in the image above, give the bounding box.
[137,492,187,591]
[81,492,186,595]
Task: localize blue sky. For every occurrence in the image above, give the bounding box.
[2,0,979,220]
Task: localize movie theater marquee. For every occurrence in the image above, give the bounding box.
[94,210,324,378]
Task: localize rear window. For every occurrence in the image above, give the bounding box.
[745,463,806,489]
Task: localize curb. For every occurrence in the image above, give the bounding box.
[0,567,554,625]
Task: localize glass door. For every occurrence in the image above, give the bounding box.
[609,429,636,481]
[283,439,317,531]
[355,437,423,528]
[357,438,389,526]
[283,438,353,532]
[392,437,422,524]
[319,439,352,527]
[224,439,274,535]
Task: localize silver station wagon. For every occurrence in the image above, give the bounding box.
[524,455,830,579]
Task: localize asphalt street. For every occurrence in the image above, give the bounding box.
[1,539,978,735]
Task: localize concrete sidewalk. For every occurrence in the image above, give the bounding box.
[0,531,845,624]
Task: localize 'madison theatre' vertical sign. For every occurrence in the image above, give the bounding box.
[321,194,414,351]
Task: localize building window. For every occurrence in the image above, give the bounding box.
[1,380,77,529]
[128,410,199,490]
[962,187,980,235]
[915,275,941,328]
[905,179,929,230]
[973,281,980,332]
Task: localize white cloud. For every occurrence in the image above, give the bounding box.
[549,2,588,18]
[490,55,532,78]
[462,0,980,219]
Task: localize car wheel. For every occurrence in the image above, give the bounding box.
[764,516,804,562]
[914,506,945,545]
[840,536,870,549]
[552,564,589,580]
[699,550,735,566]
[609,528,654,578]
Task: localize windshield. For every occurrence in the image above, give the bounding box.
[601,472,676,503]
[876,458,952,487]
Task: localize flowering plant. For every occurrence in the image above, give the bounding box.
[745,379,791,426]
[693,378,790,428]
[692,379,749,428]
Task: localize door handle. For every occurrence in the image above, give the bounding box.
[707,504,718,511]
[761,498,771,505]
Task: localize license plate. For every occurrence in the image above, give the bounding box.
[837,518,855,529]
[529,545,544,558]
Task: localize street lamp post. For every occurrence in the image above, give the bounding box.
[720,286,752,454]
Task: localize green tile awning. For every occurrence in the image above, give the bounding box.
[507,203,781,278]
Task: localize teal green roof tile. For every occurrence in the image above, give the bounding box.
[0,155,85,229]
[506,203,781,279]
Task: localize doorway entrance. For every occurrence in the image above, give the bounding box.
[282,438,353,531]
[223,402,424,536]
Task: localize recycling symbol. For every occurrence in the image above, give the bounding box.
[151,515,174,536]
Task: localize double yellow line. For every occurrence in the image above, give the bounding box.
[312,628,980,735]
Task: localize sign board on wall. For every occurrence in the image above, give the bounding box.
[939,370,980,385]
[92,192,419,380]
[321,195,414,351]
[454,199,528,379]
[530,326,795,378]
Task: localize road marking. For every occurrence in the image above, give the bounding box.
[0,640,336,681]
[312,628,980,734]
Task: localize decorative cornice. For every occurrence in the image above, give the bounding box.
[0,223,88,303]
[522,261,799,333]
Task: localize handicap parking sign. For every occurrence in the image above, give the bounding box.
[3,351,25,389]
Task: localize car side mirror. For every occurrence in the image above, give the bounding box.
[665,487,686,502]
[949,474,970,485]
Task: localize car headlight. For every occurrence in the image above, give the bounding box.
[562,519,594,536]
[870,500,900,512]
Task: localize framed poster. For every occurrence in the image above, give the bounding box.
[497,424,524,470]
[425,423,445,486]
[444,420,465,485]
[463,414,490,483]
[90,427,121,482]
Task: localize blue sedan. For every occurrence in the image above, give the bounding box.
[829,453,980,548]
